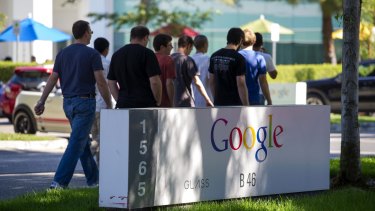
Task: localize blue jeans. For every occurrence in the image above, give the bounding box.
[54,97,98,187]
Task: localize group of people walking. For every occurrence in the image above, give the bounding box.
[33,20,278,189]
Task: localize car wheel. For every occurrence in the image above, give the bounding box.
[307,94,325,105]
[13,110,37,134]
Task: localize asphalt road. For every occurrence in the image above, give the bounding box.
[0,148,86,200]
[0,117,85,201]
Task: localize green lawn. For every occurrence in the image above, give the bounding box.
[330,113,375,124]
[1,158,374,211]
[0,133,57,141]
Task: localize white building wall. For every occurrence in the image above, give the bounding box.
[0,0,12,61]
[32,0,53,64]
[86,0,114,57]
[53,0,82,33]
[53,0,114,57]
[0,0,114,63]
[12,0,32,62]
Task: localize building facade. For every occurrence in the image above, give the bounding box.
[0,0,340,64]
[0,0,114,63]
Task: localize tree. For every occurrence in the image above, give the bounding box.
[63,0,238,33]
[319,0,341,64]
[282,0,342,64]
[0,13,6,31]
[88,0,212,30]
[359,0,375,59]
[337,0,362,185]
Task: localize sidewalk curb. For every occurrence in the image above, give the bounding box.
[0,139,68,150]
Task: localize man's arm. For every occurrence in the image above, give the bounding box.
[259,74,272,105]
[209,73,215,101]
[108,80,119,102]
[34,72,59,115]
[193,75,213,107]
[166,78,174,107]
[268,70,278,79]
[236,75,249,106]
[94,71,112,109]
[264,54,277,79]
[149,75,162,106]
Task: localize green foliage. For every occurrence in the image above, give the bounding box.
[0,13,6,31]
[88,0,214,30]
[294,67,315,81]
[361,0,375,24]
[271,64,343,83]
[330,113,375,124]
[359,64,375,77]
[0,62,36,82]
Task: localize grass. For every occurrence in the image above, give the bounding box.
[0,133,57,141]
[168,188,375,211]
[330,113,375,124]
[330,157,375,179]
[1,158,374,211]
[0,188,100,211]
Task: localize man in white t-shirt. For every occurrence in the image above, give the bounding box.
[91,37,113,166]
[253,32,278,104]
[191,35,212,107]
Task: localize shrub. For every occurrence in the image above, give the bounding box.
[270,64,343,83]
[0,61,38,82]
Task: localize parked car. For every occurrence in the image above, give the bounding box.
[0,81,4,117]
[13,89,70,134]
[306,59,375,113]
[0,66,52,122]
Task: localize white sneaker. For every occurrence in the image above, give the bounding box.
[49,181,65,189]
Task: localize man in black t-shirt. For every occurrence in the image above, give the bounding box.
[208,28,249,106]
[107,26,162,108]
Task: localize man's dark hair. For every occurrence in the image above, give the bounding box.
[177,35,194,48]
[253,32,263,48]
[130,26,150,40]
[226,27,244,45]
[94,37,110,54]
[72,20,90,39]
[153,34,172,51]
[193,35,208,50]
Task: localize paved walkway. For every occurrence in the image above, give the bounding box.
[330,133,375,157]
[0,139,86,201]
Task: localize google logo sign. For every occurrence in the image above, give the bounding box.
[210,114,284,162]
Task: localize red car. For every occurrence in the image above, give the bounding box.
[0,66,52,122]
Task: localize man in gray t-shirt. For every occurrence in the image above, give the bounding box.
[171,35,213,107]
[192,35,212,107]
[253,32,278,105]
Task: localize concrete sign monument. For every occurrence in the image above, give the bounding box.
[99,106,330,209]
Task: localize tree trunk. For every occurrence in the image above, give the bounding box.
[321,3,337,64]
[339,0,362,185]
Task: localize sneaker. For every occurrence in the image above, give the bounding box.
[88,183,99,188]
[49,181,65,189]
